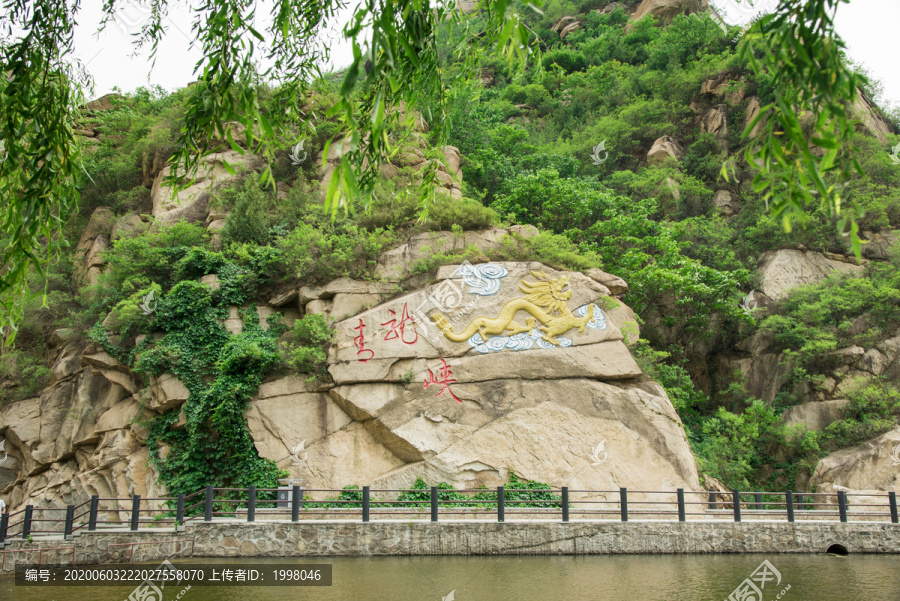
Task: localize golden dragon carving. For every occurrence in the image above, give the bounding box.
[430,270,594,345]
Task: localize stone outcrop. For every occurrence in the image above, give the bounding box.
[315,109,462,201]
[701,104,729,149]
[860,229,899,260]
[632,0,708,23]
[151,149,255,224]
[783,399,850,432]
[809,426,900,497]
[244,261,700,498]
[744,96,766,138]
[0,357,165,514]
[2,248,697,513]
[712,189,741,217]
[646,135,684,165]
[75,207,116,287]
[700,73,746,106]
[551,16,581,39]
[850,91,897,144]
[756,249,866,301]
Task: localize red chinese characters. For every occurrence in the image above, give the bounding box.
[423,358,462,403]
[381,302,418,345]
[354,319,374,363]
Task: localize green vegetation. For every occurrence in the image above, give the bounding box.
[299,473,563,509]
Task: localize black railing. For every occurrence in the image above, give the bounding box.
[1,487,898,541]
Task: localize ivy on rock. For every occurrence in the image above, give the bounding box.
[92,248,288,502]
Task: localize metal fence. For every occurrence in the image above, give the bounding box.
[1,486,897,542]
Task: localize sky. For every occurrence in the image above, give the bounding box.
[70,0,900,110]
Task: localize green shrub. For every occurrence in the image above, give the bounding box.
[542,48,588,74]
[282,314,335,377]
[221,176,274,246]
[274,221,394,284]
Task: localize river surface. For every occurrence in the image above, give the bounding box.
[2,555,899,600]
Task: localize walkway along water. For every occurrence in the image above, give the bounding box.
[1,485,898,571]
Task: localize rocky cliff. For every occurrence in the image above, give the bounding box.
[0,245,699,512]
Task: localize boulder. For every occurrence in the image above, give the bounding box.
[809,426,900,496]
[223,305,243,335]
[783,399,849,431]
[200,274,220,291]
[712,189,741,217]
[701,104,729,148]
[632,0,707,24]
[151,149,252,224]
[148,373,191,411]
[75,207,116,285]
[111,213,147,241]
[756,249,867,301]
[84,93,124,112]
[560,22,581,39]
[646,136,684,165]
[257,306,301,331]
[551,16,579,32]
[716,352,792,403]
[587,268,629,294]
[860,229,899,260]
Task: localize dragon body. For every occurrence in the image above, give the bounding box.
[431,270,594,345]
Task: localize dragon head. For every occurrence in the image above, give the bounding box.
[519,270,573,313]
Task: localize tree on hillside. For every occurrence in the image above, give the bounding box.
[0,0,874,335]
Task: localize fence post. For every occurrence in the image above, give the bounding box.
[131,495,141,531]
[795,493,804,511]
[430,487,439,523]
[22,505,33,539]
[291,485,301,522]
[64,505,75,540]
[677,489,686,522]
[0,512,8,543]
[497,486,505,523]
[732,490,741,523]
[204,485,214,522]
[786,490,795,523]
[708,491,717,510]
[176,494,185,529]
[620,488,628,522]
[362,486,370,523]
[562,487,569,523]
[247,486,256,523]
[754,492,763,511]
[889,492,898,524]
[838,491,848,523]
[88,495,99,531]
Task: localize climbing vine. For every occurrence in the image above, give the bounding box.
[91,248,288,501]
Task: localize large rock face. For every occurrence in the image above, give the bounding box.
[757,249,866,301]
[0,360,166,514]
[2,251,700,511]
[249,261,700,497]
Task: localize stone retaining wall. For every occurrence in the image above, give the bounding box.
[1,521,898,570]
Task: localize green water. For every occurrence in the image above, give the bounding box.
[2,555,899,600]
